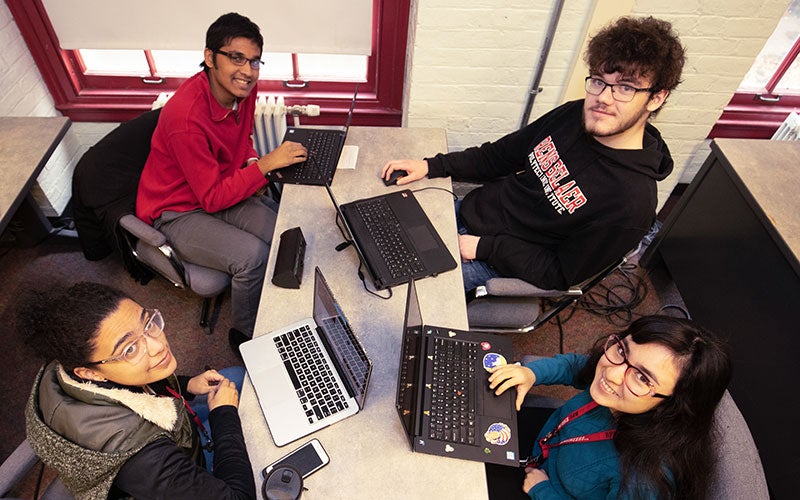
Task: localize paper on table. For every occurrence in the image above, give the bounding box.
[336,145,359,169]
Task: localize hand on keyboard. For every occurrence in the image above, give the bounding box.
[257,141,308,174]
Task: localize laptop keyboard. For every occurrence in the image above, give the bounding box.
[274,324,350,424]
[320,316,370,393]
[428,337,478,444]
[293,131,338,180]
[354,197,425,279]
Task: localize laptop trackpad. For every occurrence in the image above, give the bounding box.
[408,225,438,252]
[482,384,514,417]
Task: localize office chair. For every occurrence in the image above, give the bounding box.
[0,439,70,500]
[466,254,628,334]
[71,108,230,335]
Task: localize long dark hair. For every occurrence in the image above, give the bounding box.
[577,316,732,499]
[18,282,129,372]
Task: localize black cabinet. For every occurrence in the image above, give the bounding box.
[642,138,800,499]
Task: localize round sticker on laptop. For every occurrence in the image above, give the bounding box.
[484,422,512,446]
[482,352,507,372]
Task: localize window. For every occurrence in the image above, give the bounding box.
[709,1,800,139]
[8,0,409,125]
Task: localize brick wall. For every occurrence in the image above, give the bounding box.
[2,0,792,214]
[407,0,792,208]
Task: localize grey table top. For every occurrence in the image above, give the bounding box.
[239,126,489,498]
[710,139,800,267]
[0,116,70,232]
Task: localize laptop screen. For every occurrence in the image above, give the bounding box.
[396,279,424,441]
[312,267,372,407]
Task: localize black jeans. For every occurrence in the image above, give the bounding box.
[485,406,556,500]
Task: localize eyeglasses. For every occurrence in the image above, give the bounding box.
[85,309,165,366]
[603,335,669,398]
[214,49,264,70]
[584,76,653,102]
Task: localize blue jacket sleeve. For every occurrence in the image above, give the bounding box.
[525,353,589,388]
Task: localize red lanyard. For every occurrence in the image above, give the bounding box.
[165,386,214,451]
[532,401,615,465]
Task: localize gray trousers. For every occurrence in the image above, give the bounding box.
[155,196,278,336]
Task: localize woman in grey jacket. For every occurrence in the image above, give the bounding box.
[20,282,255,500]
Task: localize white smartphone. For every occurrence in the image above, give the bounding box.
[262,439,330,479]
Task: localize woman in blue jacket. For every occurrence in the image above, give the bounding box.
[487,316,732,499]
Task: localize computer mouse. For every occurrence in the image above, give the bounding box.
[383,170,407,186]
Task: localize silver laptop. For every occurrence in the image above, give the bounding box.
[240,266,373,446]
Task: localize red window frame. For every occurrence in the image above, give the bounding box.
[7,0,409,125]
[709,36,800,139]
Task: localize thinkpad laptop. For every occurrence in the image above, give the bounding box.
[240,266,373,446]
[269,85,359,186]
[395,279,519,465]
[320,179,457,290]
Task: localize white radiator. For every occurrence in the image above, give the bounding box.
[771,111,800,141]
[151,92,318,156]
[254,95,287,156]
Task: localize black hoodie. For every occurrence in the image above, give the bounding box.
[426,99,673,290]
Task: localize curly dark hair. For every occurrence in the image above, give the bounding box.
[18,282,129,372]
[201,12,264,72]
[576,316,732,499]
[585,16,685,110]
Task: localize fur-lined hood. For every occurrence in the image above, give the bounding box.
[26,361,195,500]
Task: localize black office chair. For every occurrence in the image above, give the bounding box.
[466,253,629,334]
[72,109,230,334]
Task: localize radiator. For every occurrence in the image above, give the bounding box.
[254,95,287,156]
[772,111,800,141]
[151,92,318,156]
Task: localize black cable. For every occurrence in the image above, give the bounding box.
[410,186,458,201]
[334,212,391,300]
[559,262,649,327]
[33,461,45,500]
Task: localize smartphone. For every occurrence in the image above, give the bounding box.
[262,439,329,479]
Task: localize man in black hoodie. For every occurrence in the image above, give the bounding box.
[382,16,684,292]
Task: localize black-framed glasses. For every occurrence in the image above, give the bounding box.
[584,76,653,102]
[85,309,165,366]
[214,49,264,70]
[603,335,670,398]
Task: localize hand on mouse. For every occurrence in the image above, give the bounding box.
[380,159,429,186]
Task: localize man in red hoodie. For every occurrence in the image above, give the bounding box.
[137,12,307,351]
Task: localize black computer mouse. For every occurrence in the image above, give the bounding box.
[383,170,407,186]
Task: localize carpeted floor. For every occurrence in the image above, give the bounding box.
[0,218,685,497]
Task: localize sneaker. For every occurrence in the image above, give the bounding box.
[228,328,250,361]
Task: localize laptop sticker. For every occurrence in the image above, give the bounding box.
[484,422,512,446]
[483,353,507,372]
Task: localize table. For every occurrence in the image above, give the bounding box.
[640,138,800,499]
[238,127,489,498]
[0,116,71,245]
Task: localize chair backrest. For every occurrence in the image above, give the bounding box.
[71,108,162,280]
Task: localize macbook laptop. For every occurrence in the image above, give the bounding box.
[269,84,359,186]
[320,179,457,290]
[240,266,373,446]
[395,279,519,465]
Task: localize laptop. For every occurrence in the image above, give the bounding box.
[395,279,519,465]
[269,84,359,186]
[320,179,457,290]
[240,266,373,446]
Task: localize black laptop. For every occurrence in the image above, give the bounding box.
[395,279,519,466]
[320,179,457,290]
[269,85,359,186]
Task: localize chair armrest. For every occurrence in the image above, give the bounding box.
[482,277,574,298]
[0,440,38,496]
[119,214,166,247]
